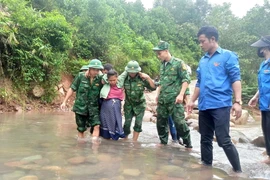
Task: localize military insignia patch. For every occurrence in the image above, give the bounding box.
[182,64,187,70]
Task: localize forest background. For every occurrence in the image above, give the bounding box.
[0,0,269,109]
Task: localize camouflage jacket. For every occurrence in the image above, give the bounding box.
[124,74,156,105]
[159,57,191,104]
[71,72,103,115]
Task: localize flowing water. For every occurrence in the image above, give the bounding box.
[0,111,269,180]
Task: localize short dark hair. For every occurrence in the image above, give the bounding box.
[104,63,113,71]
[107,69,118,79]
[197,26,219,41]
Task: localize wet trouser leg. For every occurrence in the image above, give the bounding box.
[157,104,169,144]
[199,107,242,172]
[199,110,214,165]
[262,111,270,156]
[75,113,88,133]
[123,106,134,136]
[172,104,191,147]
[168,116,177,141]
[133,108,144,133]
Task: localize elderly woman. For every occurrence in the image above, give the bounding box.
[249,35,270,164]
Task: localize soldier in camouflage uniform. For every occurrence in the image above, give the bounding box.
[60,59,103,142]
[123,60,156,141]
[80,65,90,72]
[153,41,192,149]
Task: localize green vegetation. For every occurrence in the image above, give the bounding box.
[0,0,269,105]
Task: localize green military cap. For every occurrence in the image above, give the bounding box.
[125,60,141,73]
[80,65,89,71]
[152,40,170,51]
[88,59,104,70]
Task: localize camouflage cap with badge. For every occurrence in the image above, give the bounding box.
[125,60,141,73]
[88,59,104,70]
[152,40,170,51]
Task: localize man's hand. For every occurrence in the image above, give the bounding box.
[248,97,258,107]
[139,72,150,80]
[186,101,194,115]
[60,102,67,110]
[231,103,242,119]
[175,94,184,104]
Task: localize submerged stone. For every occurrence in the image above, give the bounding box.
[18,175,39,180]
[42,166,62,171]
[67,156,86,164]
[122,168,141,176]
[20,155,43,163]
[2,170,25,180]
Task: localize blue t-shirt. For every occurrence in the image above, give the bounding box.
[258,58,270,111]
[196,47,241,110]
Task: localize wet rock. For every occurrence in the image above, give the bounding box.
[15,106,23,112]
[2,170,25,180]
[20,155,42,163]
[19,164,41,170]
[32,85,44,98]
[186,119,198,128]
[4,161,25,167]
[0,164,15,174]
[239,137,251,143]
[231,138,238,144]
[42,166,62,171]
[85,156,99,164]
[230,130,251,144]
[230,110,249,125]
[65,164,102,176]
[159,165,184,173]
[122,168,141,176]
[190,163,202,169]
[97,154,112,162]
[67,156,86,164]
[251,136,265,147]
[253,115,261,121]
[193,125,199,132]
[108,175,125,180]
[186,114,199,120]
[34,158,50,165]
[18,175,39,180]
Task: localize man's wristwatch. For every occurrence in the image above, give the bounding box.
[234,100,243,105]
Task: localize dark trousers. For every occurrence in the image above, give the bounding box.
[261,111,270,156]
[199,107,241,172]
[168,115,177,141]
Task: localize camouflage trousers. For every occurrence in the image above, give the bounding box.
[123,102,145,135]
[75,105,100,133]
[156,102,191,145]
